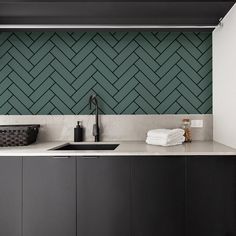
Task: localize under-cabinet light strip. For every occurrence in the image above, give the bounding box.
[0,24,217,29]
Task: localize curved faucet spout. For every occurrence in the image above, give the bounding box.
[89,94,100,142]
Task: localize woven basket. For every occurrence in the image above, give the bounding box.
[0,125,40,147]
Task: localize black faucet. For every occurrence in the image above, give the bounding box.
[89,94,100,142]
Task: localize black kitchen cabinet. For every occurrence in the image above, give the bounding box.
[23,157,76,236]
[1,154,236,236]
[77,157,131,236]
[132,157,185,236]
[187,156,236,236]
[0,157,22,236]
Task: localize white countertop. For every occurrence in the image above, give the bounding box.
[0,141,235,156]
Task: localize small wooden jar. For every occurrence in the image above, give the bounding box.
[182,118,192,142]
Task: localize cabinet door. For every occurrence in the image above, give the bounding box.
[23,157,76,236]
[0,157,22,236]
[187,156,236,236]
[77,157,131,236]
[132,157,185,236]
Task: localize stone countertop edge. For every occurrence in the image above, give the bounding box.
[0,141,235,156]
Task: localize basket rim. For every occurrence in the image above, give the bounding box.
[0,124,40,128]
[0,124,40,131]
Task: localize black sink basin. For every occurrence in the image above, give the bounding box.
[52,143,119,151]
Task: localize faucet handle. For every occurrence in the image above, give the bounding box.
[89,96,92,110]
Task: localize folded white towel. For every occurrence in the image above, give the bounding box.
[147,129,184,139]
[146,128,185,146]
[147,133,184,143]
[146,136,185,146]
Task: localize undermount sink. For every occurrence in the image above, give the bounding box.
[51,143,119,151]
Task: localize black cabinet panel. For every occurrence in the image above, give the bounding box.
[132,157,185,236]
[187,157,236,236]
[77,157,131,236]
[2,154,236,236]
[23,157,76,236]
[0,157,21,236]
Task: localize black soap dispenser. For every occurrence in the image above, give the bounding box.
[74,121,83,142]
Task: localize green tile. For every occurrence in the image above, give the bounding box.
[0,32,212,114]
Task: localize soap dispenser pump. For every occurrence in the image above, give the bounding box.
[74,121,83,142]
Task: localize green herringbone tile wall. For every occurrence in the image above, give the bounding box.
[0,32,212,115]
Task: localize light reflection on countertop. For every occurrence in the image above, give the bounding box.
[0,141,235,156]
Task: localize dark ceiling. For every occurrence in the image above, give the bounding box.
[0,0,235,31]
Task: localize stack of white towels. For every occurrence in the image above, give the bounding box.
[146,128,185,146]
